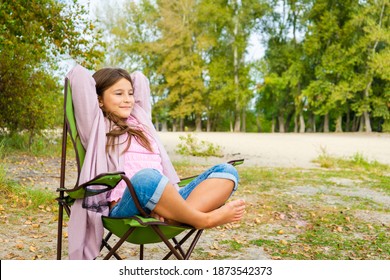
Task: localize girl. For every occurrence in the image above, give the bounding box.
[67,64,245,259]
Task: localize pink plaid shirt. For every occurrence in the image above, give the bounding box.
[108,115,163,202]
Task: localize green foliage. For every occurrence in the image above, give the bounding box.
[0,140,6,184]
[176,133,223,157]
[0,0,105,143]
[314,149,390,172]
[0,180,55,211]
[0,131,62,156]
[100,0,267,132]
[382,119,390,132]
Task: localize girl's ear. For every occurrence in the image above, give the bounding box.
[98,97,103,108]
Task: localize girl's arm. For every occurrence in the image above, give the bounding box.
[131,71,152,120]
[66,64,101,148]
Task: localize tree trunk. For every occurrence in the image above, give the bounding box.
[299,112,305,133]
[352,116,358,132]
[241,110,246,132]
[323,114,329,132]
[307,112,316,132]
[256,116,262,132]
[271,118,275,133]
[346,109,350,132]
[359,115,364,132]
[234,111,241,132]
[195,114,202,132]
[335,115,343,132]
[294,115,298,132]
[363,111,372,132]
[278,115,285,133]
[179,117,184,131]
[161,120,168,132]
[206,118,211,132]
[233,2,241,132]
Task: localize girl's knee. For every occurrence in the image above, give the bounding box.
[217,163,239,181]
[130,168,162,188]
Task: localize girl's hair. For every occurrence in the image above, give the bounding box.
[92,68,152,153]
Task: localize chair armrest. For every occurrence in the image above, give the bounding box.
[227,158,245,166]
[58,171,125,200]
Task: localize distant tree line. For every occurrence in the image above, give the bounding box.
[99,0,389,133]
[1,0,389,139]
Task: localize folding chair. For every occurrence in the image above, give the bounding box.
[56,77,244,260]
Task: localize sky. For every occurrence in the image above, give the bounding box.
[57,0,265,76]
[83,0,265,61]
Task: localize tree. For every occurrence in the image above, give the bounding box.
[258,0,309,132]
[348,0,390,132]
[0,0,104,143]
[198,0,267,132]
[302,0,389,132]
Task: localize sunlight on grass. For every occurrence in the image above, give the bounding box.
[0,182,56,212]
[314,148,390,172]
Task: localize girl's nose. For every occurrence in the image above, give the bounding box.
[123,95,132,103]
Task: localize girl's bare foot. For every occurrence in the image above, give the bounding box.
[203,199,246,229]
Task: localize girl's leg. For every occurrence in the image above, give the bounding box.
[110,168,245,229]
[184,178,234,212]
[153,182,245,229]
[179,163,239,212]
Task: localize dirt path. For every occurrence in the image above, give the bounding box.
[159,132,390,168]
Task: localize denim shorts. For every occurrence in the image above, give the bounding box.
[109,163,239,218]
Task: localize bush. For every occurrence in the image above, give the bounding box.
[176,133,223,158]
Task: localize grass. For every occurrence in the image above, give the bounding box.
[0,140,389,260]
[0,131,63,157]
[173,152,390,260]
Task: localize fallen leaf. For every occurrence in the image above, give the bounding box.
[211,242,219,250]
[208,252,217,257]
[280,240,288,245]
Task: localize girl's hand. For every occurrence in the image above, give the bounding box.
[150,211,165,222]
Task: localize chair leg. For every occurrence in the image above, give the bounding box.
[56,203,64,260]
[103,228,136,260]
[172,237,186,257]
[151,225,184,260]
[163,229,204,260]
[184,229,203,260]
[140,244,144,260]
[101,232,122,260]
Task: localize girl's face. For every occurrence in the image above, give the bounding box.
[99,78,134,119]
